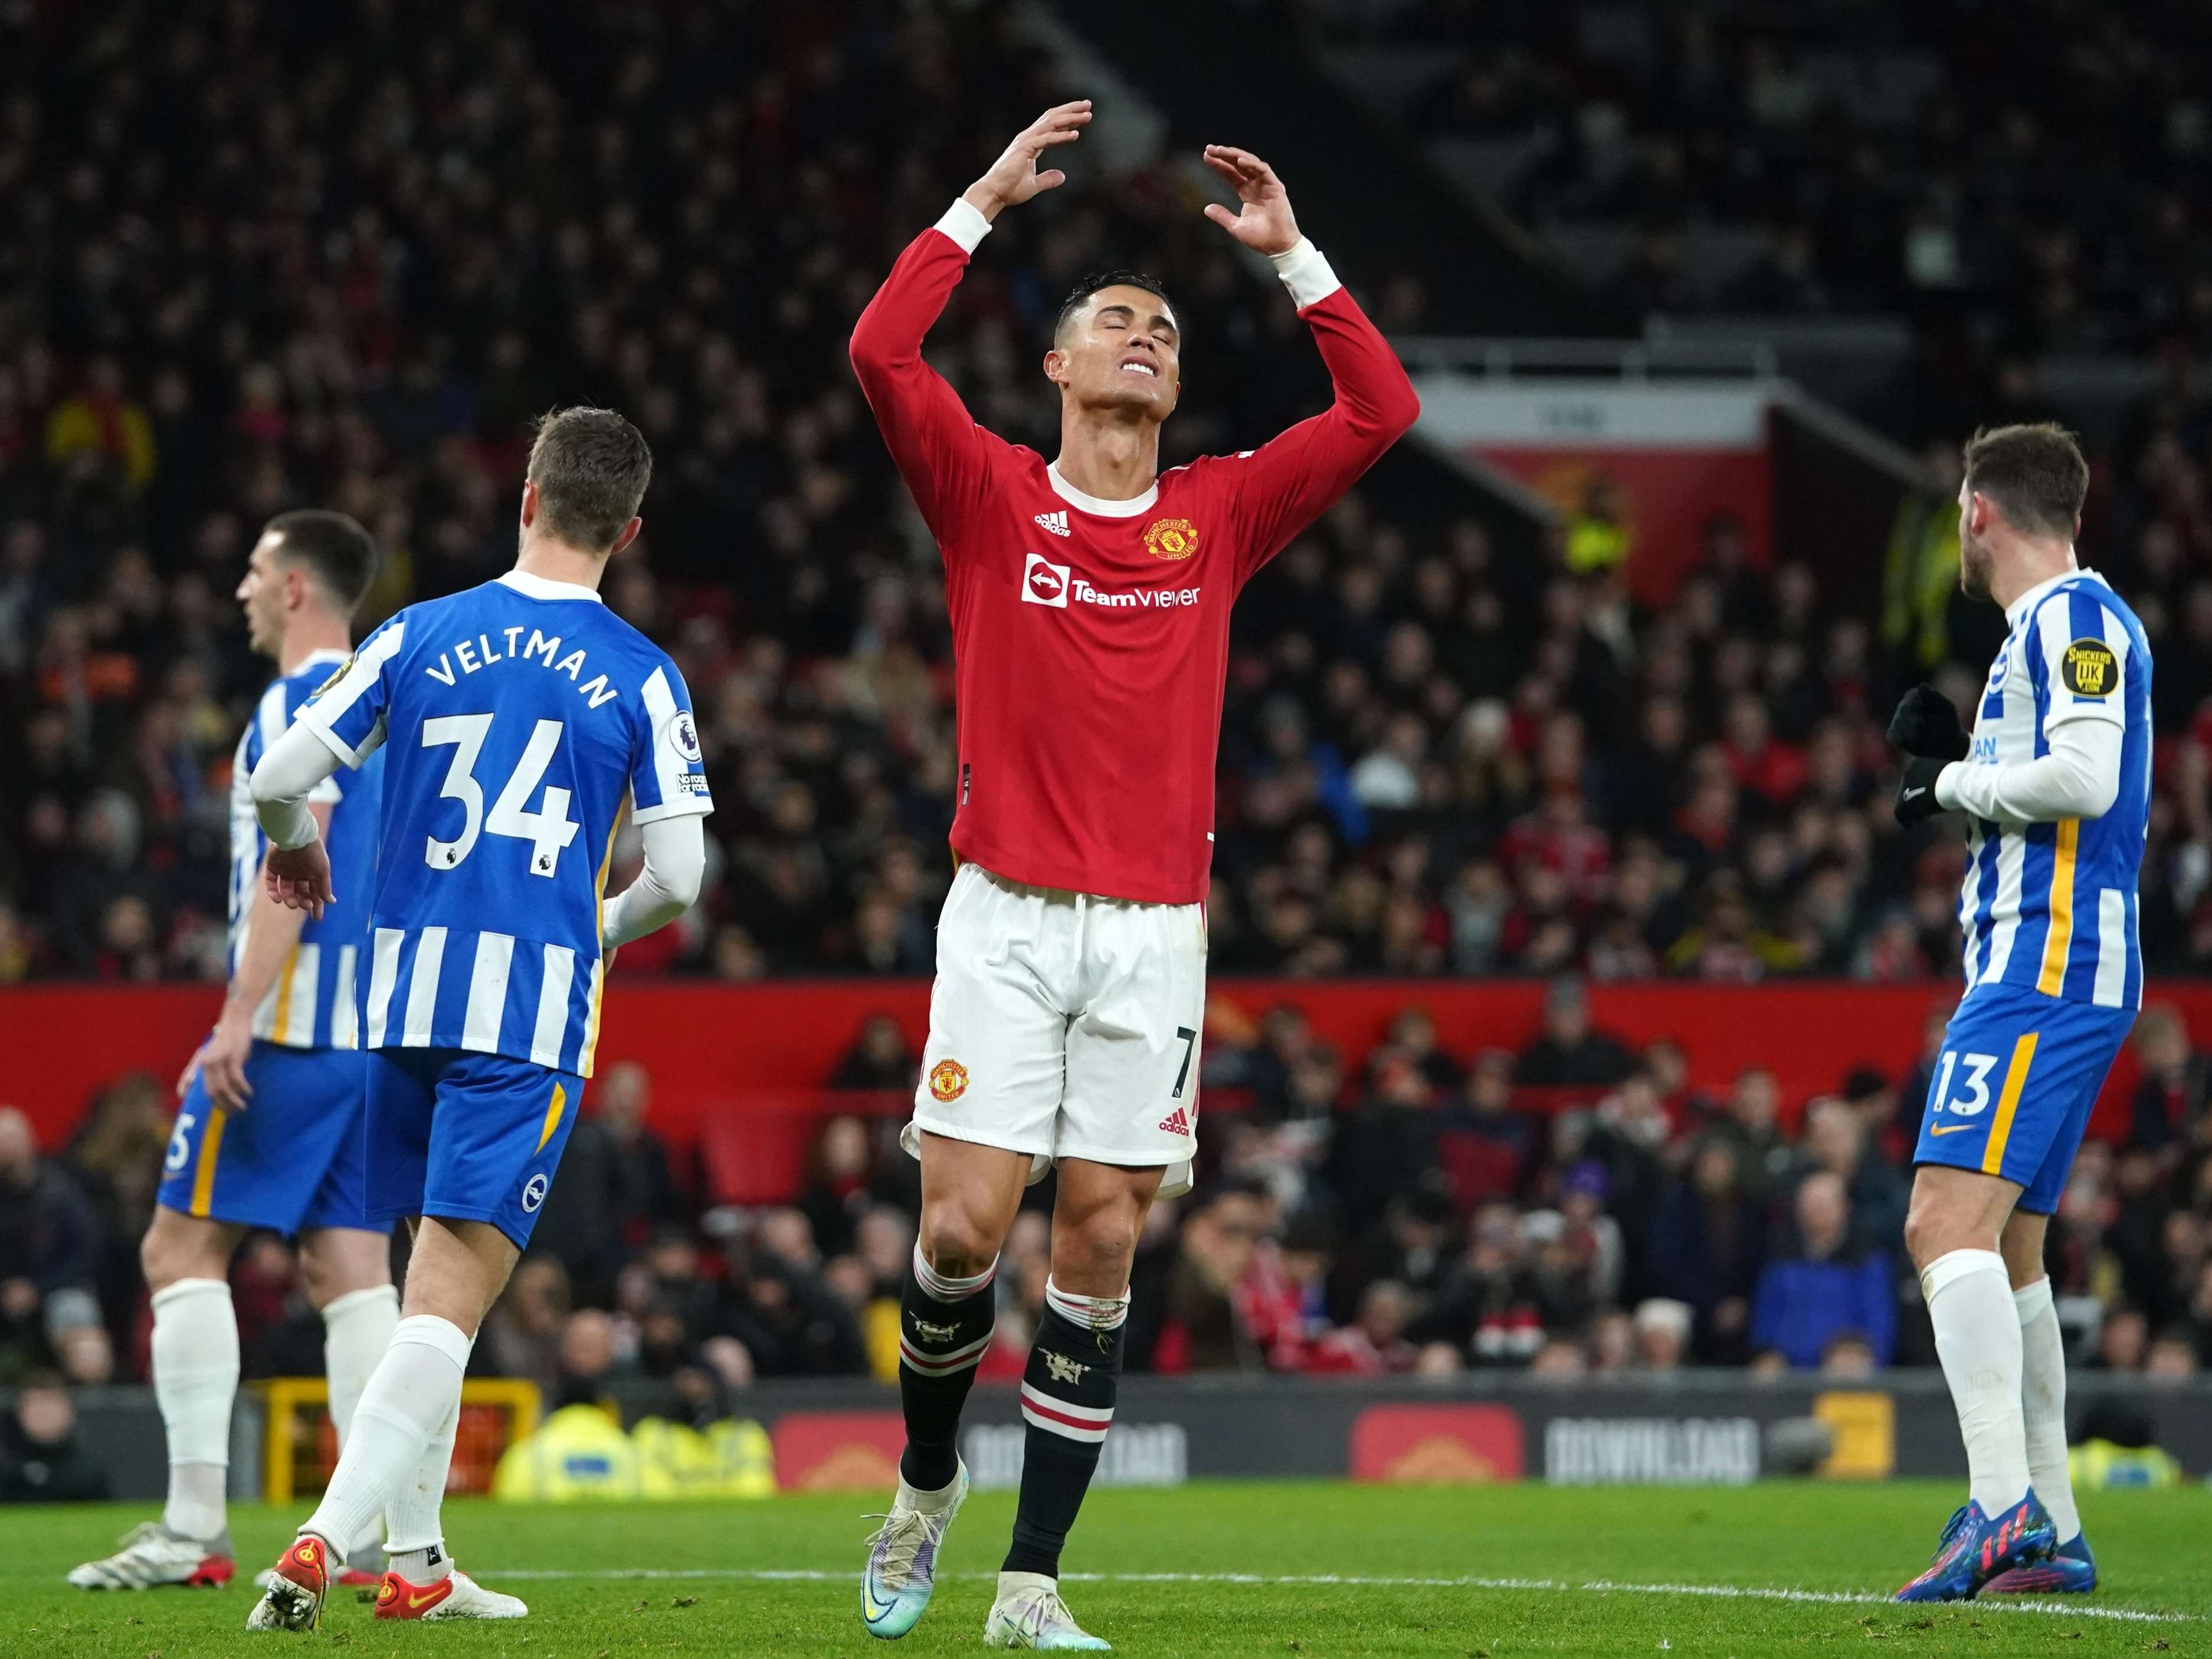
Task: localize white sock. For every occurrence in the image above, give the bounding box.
[323,1283,401,1565]
[1923,1249,2029,1517]
[322,1284,400,1446]
[152,1278,238,1543]
[384,1384,466,1585]
[302,1315,469,1556]
[2015,1275,2079,1542]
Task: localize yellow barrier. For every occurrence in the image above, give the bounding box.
[253,1377,543,1504]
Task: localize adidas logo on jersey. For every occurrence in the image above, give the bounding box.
[1034,510,1070,537]
[1157,1105,1191,1136]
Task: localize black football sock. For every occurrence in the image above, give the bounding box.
[897,1243,998,1494]
[1003,1279,1128,1579]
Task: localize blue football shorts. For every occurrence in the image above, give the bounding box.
[1913,981,2136,1214]
[158,1040,372,1234]
[365,1048,585,1248]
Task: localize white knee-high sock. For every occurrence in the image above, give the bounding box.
[323,1283,401,1565]
[322,1284,399,1447]
[301,1316,469,1554]
[1923,1249,2029,1516]
[383,1326,472,1586]
[152,1278,239,1543]
[2015,1275,2079,1542]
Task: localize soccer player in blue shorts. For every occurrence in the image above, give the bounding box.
[70,512,398,1594]
[240,408,711,1629]
[1889,424,2149,1601]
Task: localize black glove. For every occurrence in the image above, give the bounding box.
[1893,754,1950,826]
[1887,684,1971,762]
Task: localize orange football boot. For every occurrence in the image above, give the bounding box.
[246,1534,330,1631]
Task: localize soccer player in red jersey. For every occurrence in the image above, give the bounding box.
[847,102,1417,1649]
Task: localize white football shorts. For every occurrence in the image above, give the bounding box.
[905,861,1202,1195]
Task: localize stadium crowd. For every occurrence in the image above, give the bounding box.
[1,2,2211,990]
[1338,0,2212,355]
[3,987,2209,1421]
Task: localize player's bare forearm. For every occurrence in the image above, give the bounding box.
[186,801,329,1109]
[231,804,329,1015]
[961,102,1090,222]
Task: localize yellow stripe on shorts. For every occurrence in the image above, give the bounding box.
[535,1082,568,1154]
[1981,1032,2039,1177]
[189,1107,228,1218]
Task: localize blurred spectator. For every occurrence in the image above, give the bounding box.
[2145,1326,2199,1379]
[0,1372,109,1503]
[797,1116,877,1261]
[711,1232,867,1379]
[1749,1173,1897,1368]
[1632,1297,1692,1370]
[62,1071,170,1346]
[2129,1007,2207,1160]
[1646,1137,1768,1363]
[1794,1098,1909,1260]
[0,1107,98,1375]
[480,1255,575,1399]
[1305,1280,1420,1375]
[552,1308,629,1408]
[1820,1331,1879,1378]
[2090,1306,2148,1372]
[1712,1068,1793,1203]
[530,1061,678,1301]
[831,1015,919,1092]
[1516,978,1634,1088]
[1155,1187,1269,1373]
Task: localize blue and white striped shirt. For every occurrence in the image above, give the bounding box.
[296,571,712,1076]
[227,650,384,1049]
[1954,570,2151,1009]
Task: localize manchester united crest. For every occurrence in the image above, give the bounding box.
[1143,518,1199,560]
[928,1059,970,1102]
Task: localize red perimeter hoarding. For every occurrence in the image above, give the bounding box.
[5,979,2210,1156]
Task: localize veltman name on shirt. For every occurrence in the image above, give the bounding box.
[422,627,622,708]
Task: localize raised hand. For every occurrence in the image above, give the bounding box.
[1887,683,1972,761]
[264,840,335,919]
[963,102,1091,222]
[1200,146,1302,257]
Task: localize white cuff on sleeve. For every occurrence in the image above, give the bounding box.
[1269,238,1342,310]
[1934,761,1963,813]
[935,198,993,256]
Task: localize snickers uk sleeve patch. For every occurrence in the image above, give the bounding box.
[2060,637,2117,697]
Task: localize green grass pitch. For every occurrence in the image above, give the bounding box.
[5,1482,2204,1657]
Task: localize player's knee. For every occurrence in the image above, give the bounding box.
[917,1214,998,1281]
[140,1215,222,1292]
[1903,1200,1959,1271]
[1055,1205,1139,1286]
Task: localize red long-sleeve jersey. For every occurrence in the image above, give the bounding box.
[850,216,1419,905]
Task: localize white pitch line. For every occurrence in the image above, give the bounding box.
[474,1566,2190,1624]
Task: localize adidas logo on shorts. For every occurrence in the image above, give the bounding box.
[1157,1105,1191,1136]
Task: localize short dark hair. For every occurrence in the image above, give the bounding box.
[526,407,653,552]
[1962,423,2088,541]
[1053,270,1178,343]
[266,510,379,615]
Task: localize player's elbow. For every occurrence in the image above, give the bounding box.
[1377,369,1421,438]
[2077,773,2121,820]
[247,752,290,808]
